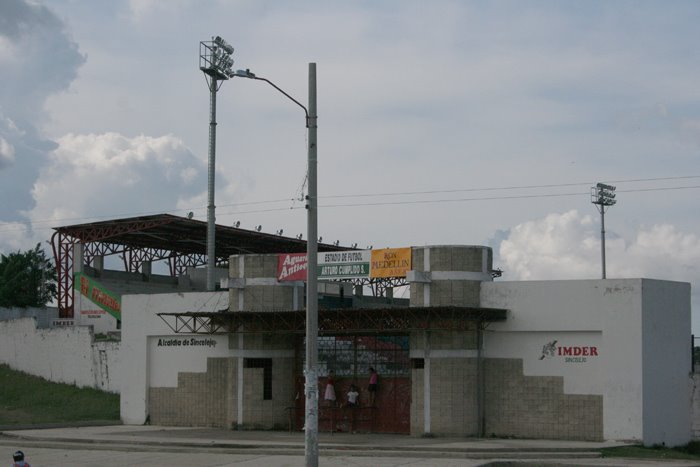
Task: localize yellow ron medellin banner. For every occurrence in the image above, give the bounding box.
[370,247,412,278]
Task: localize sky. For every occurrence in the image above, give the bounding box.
[1,1,699,331]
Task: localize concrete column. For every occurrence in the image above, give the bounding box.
[73,243,84,274]
[93,255,104,276]
[237,333,244,429]
[424,330,431,434]
[424,247,431,306]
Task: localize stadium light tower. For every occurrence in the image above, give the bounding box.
[233,64,319,467]
[200,36,235,291]
[591,182,617,279]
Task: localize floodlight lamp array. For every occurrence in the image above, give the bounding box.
[199,36,235,80]
[591,182,617,206]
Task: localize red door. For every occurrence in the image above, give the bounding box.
[295,335,410,434]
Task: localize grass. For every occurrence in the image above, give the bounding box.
[0,364,119,426]
[601,441,700,460]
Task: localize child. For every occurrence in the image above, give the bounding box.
[346,384,359,407]
[12,450,31,467]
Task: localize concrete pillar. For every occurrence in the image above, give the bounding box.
[228,253,300,312]
[407,245,493,308]
[73,243,84,274]
[93,255,104,276]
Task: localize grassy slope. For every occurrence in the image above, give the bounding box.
[0,364,119,425]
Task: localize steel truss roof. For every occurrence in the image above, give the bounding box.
[51,213,350,318]
[157,306,508,335]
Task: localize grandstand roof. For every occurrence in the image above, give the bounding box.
[52,213,350,257]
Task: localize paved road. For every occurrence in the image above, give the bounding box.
[1,425,700,467]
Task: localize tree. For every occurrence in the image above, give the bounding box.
[0,243,57,308]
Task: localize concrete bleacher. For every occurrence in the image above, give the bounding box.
[83,266,199,297]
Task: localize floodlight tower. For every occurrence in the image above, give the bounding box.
[591,182,617,279]
[200,36,235,291]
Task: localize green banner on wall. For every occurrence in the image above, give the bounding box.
[74,272,121,320]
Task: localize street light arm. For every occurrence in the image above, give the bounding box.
[252,76,310,126]
[235,71,311,126]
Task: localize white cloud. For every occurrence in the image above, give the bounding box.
[499,210,700,283]
[0,135,15,168]
[499,210,600,281]
[25,132,210,226]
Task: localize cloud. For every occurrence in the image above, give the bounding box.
[497,210,700,327]
[0,135,15,168]
[0,0,85,221]
[499,210,599,281]
[499,210,700,282]
[25,132,210,226]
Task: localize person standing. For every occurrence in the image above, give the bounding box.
[12,450,30,467]
[367,367,378,406]
[324,369,337,406]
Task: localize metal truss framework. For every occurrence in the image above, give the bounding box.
[51,217,187,318]
[349,277,409,297]
[50,214,352,319]
[157,306,508,335]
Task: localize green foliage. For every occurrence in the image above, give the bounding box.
[0,364,119,425]
[0,243,57,308]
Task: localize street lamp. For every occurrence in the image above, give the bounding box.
[591,182,617,279]
[234,64,319,467]
[199,36,235,291]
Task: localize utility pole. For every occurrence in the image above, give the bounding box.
[304,62,319,467]
[229,62,319,466]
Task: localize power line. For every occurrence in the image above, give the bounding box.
[0,178,698,234]
[320,175,700,199]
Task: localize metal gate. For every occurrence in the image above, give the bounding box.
[295,334,411,434]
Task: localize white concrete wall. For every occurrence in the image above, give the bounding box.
[641,279,691,446]
[481,278,691,445]
[0,306,58,328]
[0,317,120,393]
[148,334,230,387]
[120,291,229,425]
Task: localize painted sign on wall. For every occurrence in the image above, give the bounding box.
[74,272,121,320]
[539,339,600,363]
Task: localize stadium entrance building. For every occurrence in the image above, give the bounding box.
[120,244,691,446]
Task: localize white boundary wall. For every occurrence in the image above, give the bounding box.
[0,317,120,393]
[481,278,691,446]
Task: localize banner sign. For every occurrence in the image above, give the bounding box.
[74,272,121,320]
[277,253,308,281]
[278,248,412,281]
[370,248,412,278]
[318,250,371,279]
